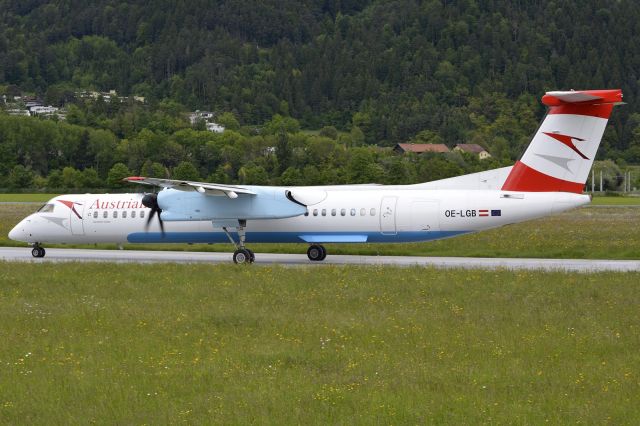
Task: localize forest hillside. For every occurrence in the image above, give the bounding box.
[1,0,639,189]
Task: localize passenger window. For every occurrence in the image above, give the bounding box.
[93,211,98,218]
[321,209,326,216]
[331,209,336,216]
[313,209,318,216]
[113,211,118,218]
[304,211,309,216]
[350,208,356,216]
[131,211,136,218]
[122,211,127,219]
[103,210,108,218]
[341,208,346,216]
[360,208,366,216]
[140,211,145,219]
[370,208,376,216]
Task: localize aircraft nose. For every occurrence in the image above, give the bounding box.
[8,221,26,242]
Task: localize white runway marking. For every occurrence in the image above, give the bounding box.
[1,247,639,272]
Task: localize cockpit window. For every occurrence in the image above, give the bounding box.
[37,203,55,213]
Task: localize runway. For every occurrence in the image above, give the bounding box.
[1,247,639,272]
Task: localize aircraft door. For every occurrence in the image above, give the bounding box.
[69,201,86,235]
[380,196,397,235]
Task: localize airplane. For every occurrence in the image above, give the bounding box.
[8,89,623,264]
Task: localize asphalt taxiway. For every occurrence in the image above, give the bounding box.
[1,247,639,272]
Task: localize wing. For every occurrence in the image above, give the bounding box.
[124,176,256,199]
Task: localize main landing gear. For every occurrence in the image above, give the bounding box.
[307,244,327,261]
[222,220,255,264]
[31,244,46,258]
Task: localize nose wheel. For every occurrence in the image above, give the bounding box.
[307,244,327,261]
[31,245,46,258]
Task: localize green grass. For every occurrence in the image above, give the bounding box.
[0,193,59,202]
[590,195,640,205]
[0,263,638,423]
[2,202,640,259]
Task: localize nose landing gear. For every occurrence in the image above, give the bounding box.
[31,244,46,258]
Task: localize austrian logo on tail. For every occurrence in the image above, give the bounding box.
[543,132,589,159]
[58,200,83,219]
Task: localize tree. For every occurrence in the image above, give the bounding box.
[238,163,268,185]
[81,168,103,188]
[275,130,292,174]
[172,161,200,180]
[62,167,83,189]
[347,148,377,183]
[107,163,132,188]
[264,114,300,135]
[319,126,338,139]
[217,112,240,131]
[279,166,302,185]
[141,160,167,178]
[46,170,64,189]
[349,126,365,147]
[8,165,34,189]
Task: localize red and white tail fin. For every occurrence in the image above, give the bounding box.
[501,89,623,193]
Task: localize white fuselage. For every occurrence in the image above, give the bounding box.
[9,186,590,246]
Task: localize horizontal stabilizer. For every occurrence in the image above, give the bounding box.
[542,89,622,106]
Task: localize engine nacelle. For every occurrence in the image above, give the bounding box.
[157,187,306,221]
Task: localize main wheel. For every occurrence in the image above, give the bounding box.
[246,249,255,263]
[318,245,327,260]
[307,245,325,261]
[233,248,253,264]
[31,247,45,258]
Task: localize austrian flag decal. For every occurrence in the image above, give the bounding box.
[479,209,501,217]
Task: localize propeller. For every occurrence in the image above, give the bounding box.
[141,193,165,236]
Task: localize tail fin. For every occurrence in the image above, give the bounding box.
[501,89,623,193]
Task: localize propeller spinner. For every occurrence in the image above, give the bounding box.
[141,193,165,236]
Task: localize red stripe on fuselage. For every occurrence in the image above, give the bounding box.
[501,161,585,193]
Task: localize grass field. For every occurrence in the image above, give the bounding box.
[0,263,638,423]
[0,194,60,202]
[2,202,639,259]
[591,195,640,205]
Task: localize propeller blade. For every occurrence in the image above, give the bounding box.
[145,208,156,230]
[141,193,164,235]
[158,214,165,237]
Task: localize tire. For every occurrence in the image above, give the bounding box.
[233,248,252,264]
[318,245,327,261]
[246,249,255,263]
[32,247,41,258]
[307,245,324,261]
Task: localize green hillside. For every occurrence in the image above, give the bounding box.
[1,0,640,188]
